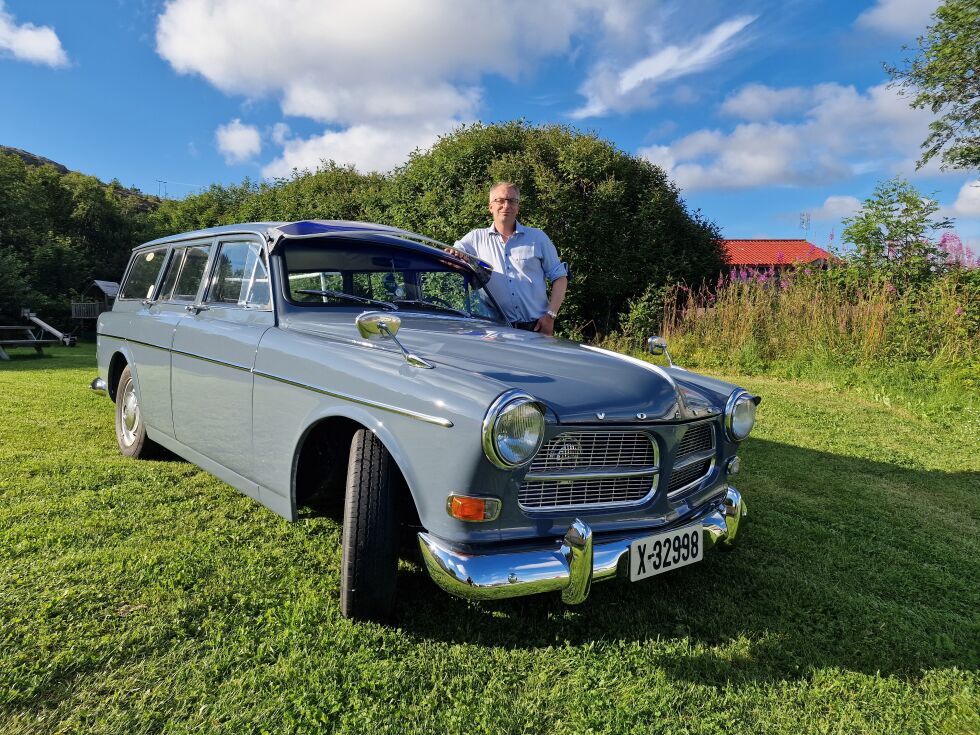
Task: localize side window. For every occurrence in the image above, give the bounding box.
[119,248,167,300]
[157,248,185,302]
[171,245,212,301]
[207,241,271,308]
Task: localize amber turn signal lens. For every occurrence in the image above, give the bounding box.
[447,494,501,522]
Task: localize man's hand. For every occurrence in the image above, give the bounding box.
[533,314,555,336]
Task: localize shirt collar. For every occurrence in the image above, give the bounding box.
[488,220,524,238]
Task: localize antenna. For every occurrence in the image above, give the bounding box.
[799,212,811,239]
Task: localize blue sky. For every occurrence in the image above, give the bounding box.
[2,0,978,253]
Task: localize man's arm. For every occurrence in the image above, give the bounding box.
[534,275,568,335]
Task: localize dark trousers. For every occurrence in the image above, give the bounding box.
[511,320,538,331]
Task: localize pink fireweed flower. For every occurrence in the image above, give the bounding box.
[775,251,785,264]
[955,307,965,316]
[885,282,896,294]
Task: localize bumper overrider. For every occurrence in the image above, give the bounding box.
[418,486,746,603]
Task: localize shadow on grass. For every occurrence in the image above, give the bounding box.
[394,438,980,683]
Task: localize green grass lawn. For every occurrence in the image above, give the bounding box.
[1,345,977,734]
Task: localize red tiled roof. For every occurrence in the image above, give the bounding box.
[722,239,832,266]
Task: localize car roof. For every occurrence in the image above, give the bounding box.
[135,219,492,281]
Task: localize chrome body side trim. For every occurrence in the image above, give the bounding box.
[253,370,454,428]
[418,486,747,602]
[97,334,454,428]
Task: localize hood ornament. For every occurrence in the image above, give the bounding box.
[596,412,606,420]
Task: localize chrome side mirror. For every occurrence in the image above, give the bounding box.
[356,312,402,339]
[646,335,674,367]
[355,311,433,369]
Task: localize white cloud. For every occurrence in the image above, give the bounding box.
[0,1,68,67]
[856,0,939,36]
[641,82,936,191]
[156,0,643,171]
[948,180,980,217]
[270,122,291,147]
[720,83,809,121]
[215,119,261,164]
[810,195,862,221]
[572,14,757,118]
[262,120,456,177]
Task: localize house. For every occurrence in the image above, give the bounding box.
[72,280,119,320]
[722,239,833,270]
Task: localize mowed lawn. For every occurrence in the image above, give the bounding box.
[1,345,977,735]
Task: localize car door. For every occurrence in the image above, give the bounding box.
[118,245,187,438]
[171,238,274,480]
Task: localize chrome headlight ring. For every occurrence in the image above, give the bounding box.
[482,389,546,469]
[725,390,760,441]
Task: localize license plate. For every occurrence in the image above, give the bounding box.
[630,525,703,582]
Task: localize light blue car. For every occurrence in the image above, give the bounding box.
[91,220,758,621]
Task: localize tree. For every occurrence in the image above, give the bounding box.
[842,177,953,283]
[887,0,980,171]
[385,122,723,336]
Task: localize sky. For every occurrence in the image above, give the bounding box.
[2,0,978,254]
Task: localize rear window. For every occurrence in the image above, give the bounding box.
[119,248,167,300]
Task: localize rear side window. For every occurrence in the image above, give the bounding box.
[207,241,271,308]
[158,245,212,302]
[119,248,167,300]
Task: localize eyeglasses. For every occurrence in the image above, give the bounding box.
[491,197,519,205]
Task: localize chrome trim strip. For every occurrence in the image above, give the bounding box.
[97,334,454,428]
[525,466,660,482]
[673,448,715,470]
[418,487,746,602]
[667,457,717,499]
[170,348,251,373]
[253,370,454,428]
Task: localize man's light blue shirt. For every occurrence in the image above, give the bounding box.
[454,221,567,323]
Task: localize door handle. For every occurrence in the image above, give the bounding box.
[184,304,210,314]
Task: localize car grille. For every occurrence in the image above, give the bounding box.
[519,431,658,509]
[667,422,716,495]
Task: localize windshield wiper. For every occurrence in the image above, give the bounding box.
[391,299,471,317]
[295,289,397,310]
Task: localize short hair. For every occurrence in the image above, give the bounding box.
[489,182,521,201]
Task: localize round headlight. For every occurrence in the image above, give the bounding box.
[725,391,758,441]
[483,391,545,468]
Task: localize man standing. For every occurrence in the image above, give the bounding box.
[454,182,568,335]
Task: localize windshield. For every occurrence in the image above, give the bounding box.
[281,238,505,322]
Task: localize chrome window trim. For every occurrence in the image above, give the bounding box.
[518,429,661,512]
[203,238,273,311]
[117,246,170,301]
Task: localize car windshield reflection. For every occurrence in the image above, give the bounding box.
[282,239,504,322]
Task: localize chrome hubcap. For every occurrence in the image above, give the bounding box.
[121,378,140,446]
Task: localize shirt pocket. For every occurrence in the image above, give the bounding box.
[509,245,539,262]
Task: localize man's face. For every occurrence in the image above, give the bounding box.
[489,186,520,228]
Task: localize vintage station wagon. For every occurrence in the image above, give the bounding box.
[91,221,758,621]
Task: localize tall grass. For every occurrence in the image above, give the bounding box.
[610,266,980,432]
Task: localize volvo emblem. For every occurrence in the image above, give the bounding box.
[596,412,605,420]
[636,412,647,420]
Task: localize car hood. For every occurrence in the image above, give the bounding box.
[284,313,721,424]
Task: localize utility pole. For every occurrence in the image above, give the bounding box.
[156,179,168,199]
[799,212,811,240]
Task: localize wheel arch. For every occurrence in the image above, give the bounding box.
[107,350,130,400]
[290,411,419,524]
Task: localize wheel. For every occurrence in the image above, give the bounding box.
[340,429,398,621]
[114,365,161,459]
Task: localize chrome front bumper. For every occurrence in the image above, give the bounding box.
[418,486,746,603]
